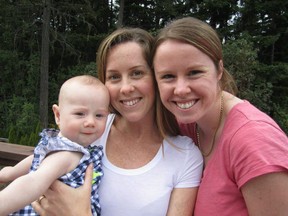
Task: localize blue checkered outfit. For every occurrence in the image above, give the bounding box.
[10,128,103,216]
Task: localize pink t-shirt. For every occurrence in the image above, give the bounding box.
[180,101,288,216]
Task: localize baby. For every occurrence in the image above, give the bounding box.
[0,75,109,215]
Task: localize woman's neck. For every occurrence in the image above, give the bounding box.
[113,114,161,143]
[106,114,162,169]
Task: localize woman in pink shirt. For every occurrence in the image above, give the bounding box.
[153,17,288,216]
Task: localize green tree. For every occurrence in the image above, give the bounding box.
[223,36,287,133]
[1,0,287,143]
[223,36,273,113]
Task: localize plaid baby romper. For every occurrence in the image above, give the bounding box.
[10,128,103,216]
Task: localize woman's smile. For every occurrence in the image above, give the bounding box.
[121,98,141,106]
[175,99,197,109]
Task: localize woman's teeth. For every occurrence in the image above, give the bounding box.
[123,99,140,106]
[176,101,195,109]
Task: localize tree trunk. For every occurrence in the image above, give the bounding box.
[117,0,124,28]
[39,0,51,129]
[270,42,275,64]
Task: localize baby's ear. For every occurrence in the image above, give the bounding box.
[52,104,60,126]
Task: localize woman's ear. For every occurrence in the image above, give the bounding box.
[217,60,224,81]
[52,104,60,126]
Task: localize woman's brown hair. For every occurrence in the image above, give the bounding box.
[96,27,180,140]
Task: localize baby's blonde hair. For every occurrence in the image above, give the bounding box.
[59,75,106,102]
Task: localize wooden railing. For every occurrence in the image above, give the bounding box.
[0,142,34,166]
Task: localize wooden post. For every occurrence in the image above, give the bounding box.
[0,142,34,166]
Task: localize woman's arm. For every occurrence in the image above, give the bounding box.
[0,155,33,183]
[32,163,93,216]
[242,172,288,216]
[166,187,198,216]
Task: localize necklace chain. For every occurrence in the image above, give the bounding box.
[196,93,224,157]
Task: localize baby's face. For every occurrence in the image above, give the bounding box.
[57,83,109,146]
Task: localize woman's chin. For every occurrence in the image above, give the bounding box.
[176,117,195,125]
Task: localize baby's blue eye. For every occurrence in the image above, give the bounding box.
[75,112,85,116]
[95,113,108,119]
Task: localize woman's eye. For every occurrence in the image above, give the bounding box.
[131,70,143,77]
[161,74,174,79]
[189,70,202,76]
[107,74,120,81]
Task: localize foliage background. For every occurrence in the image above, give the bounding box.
[0,0,287,146]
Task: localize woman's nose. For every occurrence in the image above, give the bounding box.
[120,79,135,94]
[174,79,191,97]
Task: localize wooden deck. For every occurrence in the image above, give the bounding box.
[0,142,34,166]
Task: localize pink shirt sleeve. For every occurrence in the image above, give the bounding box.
[228,120,288,188]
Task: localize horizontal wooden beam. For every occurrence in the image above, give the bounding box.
[0,142,34,166]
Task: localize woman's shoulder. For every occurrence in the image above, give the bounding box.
[167,135,196,147]
[227,100,284,133]
[103,114,116,133]
[165,135,202,157]
[164,135,203,175]
[223,101,287,154]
